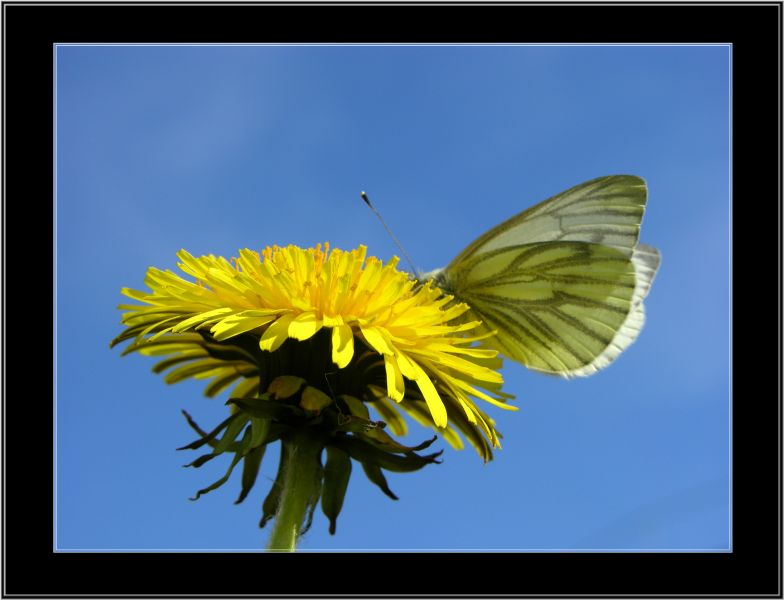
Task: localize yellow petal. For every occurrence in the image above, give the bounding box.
[259,313,296,352]
[444,373,519,411]
[211,315,279,341]
[394,351,419,380]
[288,312,323,341]
[361,326,394,356]
[171,307,235,333]
[331,324,354,369]
[425,343,498,358]
[322,314,344,327]
[411,349,503,384]
[290,297,313,311]
[408,359,447,427]
[384,355,405,402]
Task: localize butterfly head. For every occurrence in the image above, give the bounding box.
[417,267,454,294]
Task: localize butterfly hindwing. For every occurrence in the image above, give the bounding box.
[560,244,660,377]
[445,241,637,375]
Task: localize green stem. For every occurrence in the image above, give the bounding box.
[266,431,323,552]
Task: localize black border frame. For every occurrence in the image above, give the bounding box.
[4,1,781,597]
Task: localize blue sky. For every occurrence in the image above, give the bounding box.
[55,44,730,551]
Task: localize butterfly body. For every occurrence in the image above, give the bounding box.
[423,175,661,378]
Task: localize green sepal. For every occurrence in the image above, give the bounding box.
[178,410,235,451]
[235,444,266,505]
[361,430,438,454]
[339,395,370,419]
[250,417,271,449]
[267,375,307,399]
[336,413,386,434]
[330,435,443,473]
[361,462,398,500]
[300,386,334,413]
[366,395,408,437]
[321,446,352,535]
[301,443,325,538]
[214,412,251,454]
[184,451,220,469]
[227,396,305,420]
[260,444,287,529]
[300,485,321,537]
[181,411,249,465]
[189,426,252,501]
[259,422,286,446]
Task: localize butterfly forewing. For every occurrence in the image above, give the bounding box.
[629,243,660,305]
[448,175,647,268]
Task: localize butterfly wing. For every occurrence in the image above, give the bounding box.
[450,174,648,265]
[438,175,660,377]
[564,243,660,376]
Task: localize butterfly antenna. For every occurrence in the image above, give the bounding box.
[360,191,418,275]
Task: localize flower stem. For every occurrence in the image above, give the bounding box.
[267,431,323,552]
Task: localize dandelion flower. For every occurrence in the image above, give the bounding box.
[112,243,516,549]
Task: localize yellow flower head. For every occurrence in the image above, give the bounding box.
[114,243,516,460]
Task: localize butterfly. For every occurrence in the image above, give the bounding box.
[421,175,661,377]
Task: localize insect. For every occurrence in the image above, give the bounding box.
[416,175,661,377]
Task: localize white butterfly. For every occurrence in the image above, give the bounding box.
[422,175,661,377]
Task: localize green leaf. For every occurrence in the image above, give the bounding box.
[321,447,352,535]
[235,445,266,505]
[361,462,398,500]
